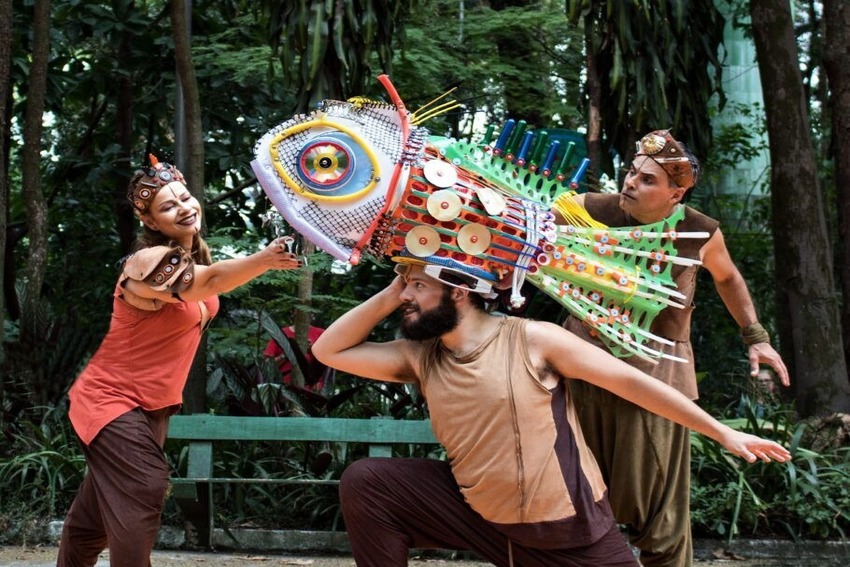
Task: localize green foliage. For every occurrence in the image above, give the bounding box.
[262,0,416,109]
[0,406,85,542]
[776,447,850,540]
[206,302,427,420]
[566,0,725,174]
[690,217,777,411]
[1,283,102,426]
[691,399,850,541]
[389,0,584,137]
[2,0,847,547]
[164,426,443,534]
[166,438,346,531]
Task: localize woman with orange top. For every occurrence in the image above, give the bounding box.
[57,157,301,567]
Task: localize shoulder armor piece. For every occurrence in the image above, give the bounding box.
[123,246,195,293]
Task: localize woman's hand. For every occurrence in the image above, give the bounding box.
[256,237,304,270]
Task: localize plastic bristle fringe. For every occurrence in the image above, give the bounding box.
[552,192,606,229]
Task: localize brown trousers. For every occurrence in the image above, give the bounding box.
[339,458,638,567]
[570,380,692,567]
[57,407,172,567]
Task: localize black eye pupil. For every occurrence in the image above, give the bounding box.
[318,157,333,168]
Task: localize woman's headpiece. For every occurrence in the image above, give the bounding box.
[128,154,187,213]
[634,130,699,189]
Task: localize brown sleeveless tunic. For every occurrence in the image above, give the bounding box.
[417,316,615,548]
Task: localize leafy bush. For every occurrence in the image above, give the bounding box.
[0,405,85,544]
[691,397,850,541]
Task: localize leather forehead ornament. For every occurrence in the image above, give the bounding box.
[634,129,697,189]
[128,154,187,213]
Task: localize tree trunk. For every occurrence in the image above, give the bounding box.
[290,241,315,389]
[823,0,850,375]
[750,0,850,416]
[21,1,49,318]
[583,13,602,191]
[172,0,207,413]
[567,0,724,171]
[171,0,204,208]
[0,0,11,368]
[0,0,12,386]
[115,8,136,256]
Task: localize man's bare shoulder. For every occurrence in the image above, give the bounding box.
[522,319,574,347]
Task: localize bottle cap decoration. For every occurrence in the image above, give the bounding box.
[457,224,491,255]
[405,225,442,257]
[427,190,463,221]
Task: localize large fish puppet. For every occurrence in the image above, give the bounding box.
[251,75,707,364]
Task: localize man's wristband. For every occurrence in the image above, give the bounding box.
[742,322,771,346]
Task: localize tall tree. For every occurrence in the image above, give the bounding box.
[172,0,208,413]
[172,0,204,209]
[823,0,850,370]
[489,0,551,127]
[582,12,602,188]
[264,0,413,111]
[113,1,138,256]
[20,0,50,336]
[387,0,584,139]
[750,0,850,416]
[0,2,300,421]
[0,0,11,362]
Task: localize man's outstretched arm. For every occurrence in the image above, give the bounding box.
[312,277,417,383]
[531,321,792,464]
[701,229,790,386]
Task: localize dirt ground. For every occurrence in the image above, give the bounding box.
[1,545,846,567]
[1,547,486,567]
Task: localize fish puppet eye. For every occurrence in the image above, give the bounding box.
[293,132,375,199]
[301,141,348,184]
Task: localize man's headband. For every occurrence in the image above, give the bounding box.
[394,262,494,295]
[634,129,698,189]
[127,154,187,213]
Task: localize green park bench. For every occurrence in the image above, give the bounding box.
[166,414,439,549]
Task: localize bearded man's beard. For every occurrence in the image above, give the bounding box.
[399,288,459,341]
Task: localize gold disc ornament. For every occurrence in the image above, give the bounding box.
[405,225,442,257]
[427,190,463,221]
[457,223,491,255]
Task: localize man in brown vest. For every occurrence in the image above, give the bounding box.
[560,130,790,567]
[312,259,790,567]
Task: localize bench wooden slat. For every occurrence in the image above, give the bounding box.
[168,415,437,444]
